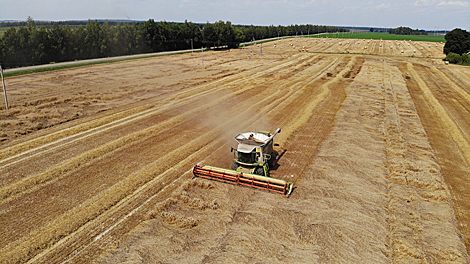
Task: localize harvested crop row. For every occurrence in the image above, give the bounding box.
[279,38,445,58]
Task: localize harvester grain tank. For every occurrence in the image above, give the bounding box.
[193,128,293,195]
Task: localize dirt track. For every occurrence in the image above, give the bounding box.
[1,38,470,263]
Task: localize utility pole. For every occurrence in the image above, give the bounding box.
[0,64,8,110]
[191,39,193,54]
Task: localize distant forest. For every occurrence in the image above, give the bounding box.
[0,18,347,69]
[389,26,428,35]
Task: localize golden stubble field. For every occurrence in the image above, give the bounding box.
[1,37,470,263]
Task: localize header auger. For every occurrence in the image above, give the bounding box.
[192,128,293,195]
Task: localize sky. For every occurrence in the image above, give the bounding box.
[1,0,469,31]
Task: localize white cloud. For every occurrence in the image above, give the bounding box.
[437,0,470,7]
[301,0,316,7]
[376,3,391,9]
[414,0,437,6]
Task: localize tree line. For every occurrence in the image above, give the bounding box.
[0,18,347,69]
[389,26,428,35]
[444,28,470,66]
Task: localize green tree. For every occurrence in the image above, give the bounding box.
[100,21,113,57]
[49,24,67,62]
[141,19,166,52]
[84,20,104,58]
[31,26,51,64]
[1,28,20,67]
[16,26,33,66]
[73,26,87,60]
[461,53,470,65]
[444,28,470,55]
[445,52,462,64]
[203,21,239,48]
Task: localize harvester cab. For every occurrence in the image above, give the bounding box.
[231,128,281,177]
[192,128,293,195]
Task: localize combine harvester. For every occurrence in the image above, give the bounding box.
[193,128,293,195]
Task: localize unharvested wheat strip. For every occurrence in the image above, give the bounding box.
[407,63,470,166]
[265,56,340,118]
[287,57,360,180]
[249,55,343,145]
[277,56,362,188]
[20,57,335,264]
